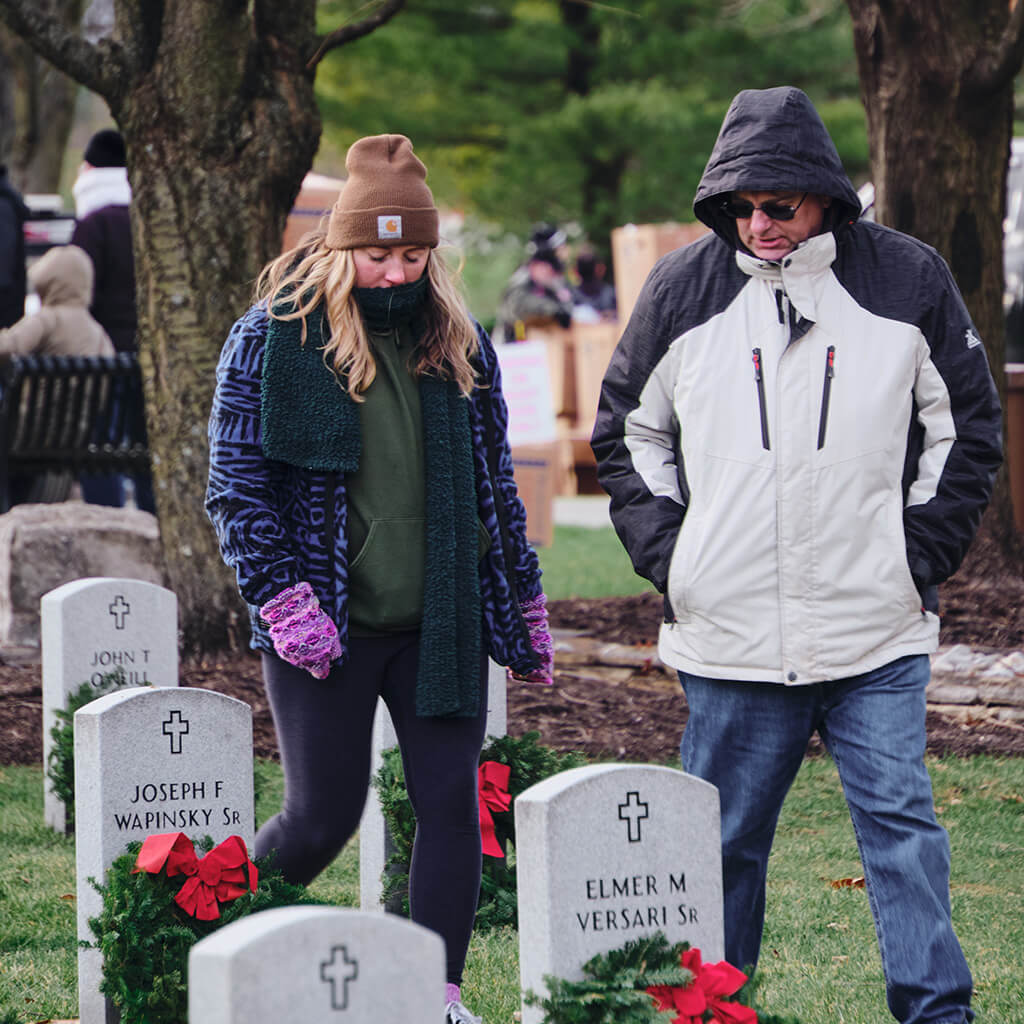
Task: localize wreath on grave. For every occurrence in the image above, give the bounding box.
[524,932,802,1024]
[46,668,135,832]
[374,730,587,928]
[89,832,321,1024]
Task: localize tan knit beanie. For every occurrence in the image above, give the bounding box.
[325,134,439,250]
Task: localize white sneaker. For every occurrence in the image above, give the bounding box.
[445,1000,482,1024]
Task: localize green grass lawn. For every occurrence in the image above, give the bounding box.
[2,755,1022,1023]
[536,525,649,600]
[2,530,1019,1021]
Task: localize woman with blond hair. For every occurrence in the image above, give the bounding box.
[206,134,551,1024]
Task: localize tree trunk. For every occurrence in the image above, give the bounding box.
[104,9,320,653]
[561,0,622,264]
[846,0,1024,558]
[0,0,405,655]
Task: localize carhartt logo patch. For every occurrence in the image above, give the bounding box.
[377,215,402,239]
[965,328,982,349]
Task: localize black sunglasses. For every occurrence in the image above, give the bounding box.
[721,193,808,221]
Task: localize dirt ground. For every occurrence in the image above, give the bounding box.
[2,533,1023,766]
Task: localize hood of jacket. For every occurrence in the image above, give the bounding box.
[28,244,95,308]
[693,87,862,251]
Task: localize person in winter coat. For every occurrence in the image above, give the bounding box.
[206,134,552,1024]
[70,129,154,514]
[0,244,113,358]
[0,164,29,329]
[70,129,136,354]
[0,244,116,508]
[591,87,1001,1024]
[495,246,574,342]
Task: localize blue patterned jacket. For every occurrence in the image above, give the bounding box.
[205,304,543,674]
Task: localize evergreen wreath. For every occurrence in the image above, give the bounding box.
[88,836,320,1024]
[374,730,587,927]
[47,668,134,832]
[525,932,804,1024]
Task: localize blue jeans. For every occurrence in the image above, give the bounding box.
[679,655,973,1024]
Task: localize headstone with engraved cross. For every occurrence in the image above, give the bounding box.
[41,577,179,833]
[515,763,724,1024]
[188,905,445,1023]
[74,686,254,1024]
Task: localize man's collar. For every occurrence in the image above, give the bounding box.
[735,231,837,280]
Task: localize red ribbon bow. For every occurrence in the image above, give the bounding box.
[132,832,258,921]
[478,760,512,858]
[646,947,757,1024]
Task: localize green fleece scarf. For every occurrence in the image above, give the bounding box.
[261,306,361,472]
[261,288,481,717]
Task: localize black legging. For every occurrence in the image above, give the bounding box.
[255,632,487,985]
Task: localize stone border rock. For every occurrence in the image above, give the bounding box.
[553,631,1024,727]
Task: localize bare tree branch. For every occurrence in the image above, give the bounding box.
[963,0,1024,97]
[0,0,126,98]
[721,0,833,30]
[306,0,406,70]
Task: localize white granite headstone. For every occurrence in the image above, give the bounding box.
[515,763,723,1024]
[74,686,254,1024]
[359,658,507,910]
[188,906,445,1023]
[41,577,179,832]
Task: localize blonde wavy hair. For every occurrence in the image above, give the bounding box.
[254,227,480,399]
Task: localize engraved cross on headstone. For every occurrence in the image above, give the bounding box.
[162,710,189,754]
[320,945,359,1011]
[108,594,131,629]
[618,790,649,843]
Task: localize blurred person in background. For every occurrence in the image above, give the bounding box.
[71,128,136,353]
[0,244,113,359]
[495,243,573,342]
[570,244,616,323]
[71,128,155,513]
[0,163,29,329]
[0,244,115,507]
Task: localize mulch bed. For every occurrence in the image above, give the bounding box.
[2,532,1023,766]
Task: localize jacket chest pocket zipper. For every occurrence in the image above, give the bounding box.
[751,347,770,450]
[817,345,835,450]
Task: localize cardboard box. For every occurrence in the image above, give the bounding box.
[281,172,345,251]
[511,442,558,547]
[523,326,576,420]
[611,222,709,324]
[571,322,620,433]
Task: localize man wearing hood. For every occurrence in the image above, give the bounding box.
[592,87,1000,1024]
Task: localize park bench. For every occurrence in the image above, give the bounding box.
[0,353,150,512]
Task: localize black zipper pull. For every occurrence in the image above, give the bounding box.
[817,345,835,450]
[775,289,785,324]
[752,348,770,450]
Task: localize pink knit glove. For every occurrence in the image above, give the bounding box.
[515,593,554,685]
[259,582,342,680]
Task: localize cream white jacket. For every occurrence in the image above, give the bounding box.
[593,88,1002,686]
[594,225,1001,683]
